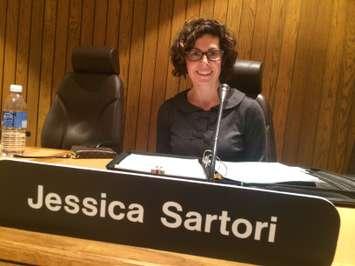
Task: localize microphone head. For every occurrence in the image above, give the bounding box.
[219,83,231,101]
[220,83,230,90]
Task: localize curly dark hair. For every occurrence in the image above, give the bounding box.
[170,18,237,79]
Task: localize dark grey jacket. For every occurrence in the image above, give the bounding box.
[157,89,266,161]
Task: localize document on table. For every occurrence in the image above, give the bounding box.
[216,161,321,184]
[114,153,207,179]
[113,153,321,184]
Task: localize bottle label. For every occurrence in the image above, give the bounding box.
[2,111,28,129]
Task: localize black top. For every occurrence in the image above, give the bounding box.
[157,89,266,161]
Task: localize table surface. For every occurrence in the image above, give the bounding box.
[0,147,354,266]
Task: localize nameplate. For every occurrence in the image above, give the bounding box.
[0,159,339,265]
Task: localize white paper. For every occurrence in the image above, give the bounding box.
[115,154,206,179]
[115,154,321,185]
[216,161,321,184]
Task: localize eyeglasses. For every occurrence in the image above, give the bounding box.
[185,48,224,62]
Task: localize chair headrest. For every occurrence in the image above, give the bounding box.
[72,47,119,74]
[221,59,263,97]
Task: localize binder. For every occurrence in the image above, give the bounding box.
[106,152,355,207]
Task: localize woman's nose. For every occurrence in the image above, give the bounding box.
[201,54,209,63]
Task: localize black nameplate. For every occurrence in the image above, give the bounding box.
[0,159,340,265]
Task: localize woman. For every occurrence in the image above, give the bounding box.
[157,18,266,162]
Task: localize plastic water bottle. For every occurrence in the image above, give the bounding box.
[1,84,28,156]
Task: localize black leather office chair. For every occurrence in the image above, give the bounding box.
[221,59,276,161]
[41,47,123,152]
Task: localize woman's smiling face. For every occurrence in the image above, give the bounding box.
[185,34,222,88]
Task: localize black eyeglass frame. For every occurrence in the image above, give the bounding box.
[185,48,224,62]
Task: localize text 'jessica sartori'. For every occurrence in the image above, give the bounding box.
[27,185,278,243]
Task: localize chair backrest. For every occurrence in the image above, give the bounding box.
[41,47,123,152]
[221,59,277,161]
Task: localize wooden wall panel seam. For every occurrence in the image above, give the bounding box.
[52,0,70,101]
[2,0,19,107]
[199,0,214,19]
[213,0,228,23]
[135,0,160,151]
[237,0,256,59]
[147,0,174,151]
[125,0,147,150]
[263,0,286,105]
[322,0,347,171]
[269,0,288,109]
[0,0,9,111]
[36,0,58,145]
[328,0,355,172]
[273,0,302,160]
[26,0,45,146]
[146,0,163,149]
[25,0,34,101]
[281,0,318,164]
[134,0,152,150]
[164,0,187,100]
[312,0,344,168]
[296,0,333,166]
[104,0,109,45]
[93,0,108,46]
[81,0,95,46]
[34,0,46,146]
[62,0,70,72]
[49,0,59,101]
[134,0,151,150]
[119,0,135,150]
[13,0,21,90]
[105,0,120,48]
[250,0,272,62]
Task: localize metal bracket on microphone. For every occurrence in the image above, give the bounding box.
[206,83,230,180]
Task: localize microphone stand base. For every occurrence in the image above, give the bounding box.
[208,172,224,181]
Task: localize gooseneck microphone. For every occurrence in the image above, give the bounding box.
[208,83,230,179]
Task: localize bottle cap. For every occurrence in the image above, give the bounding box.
[10,84,23,93]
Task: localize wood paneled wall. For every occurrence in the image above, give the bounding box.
[0,0,354,173]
